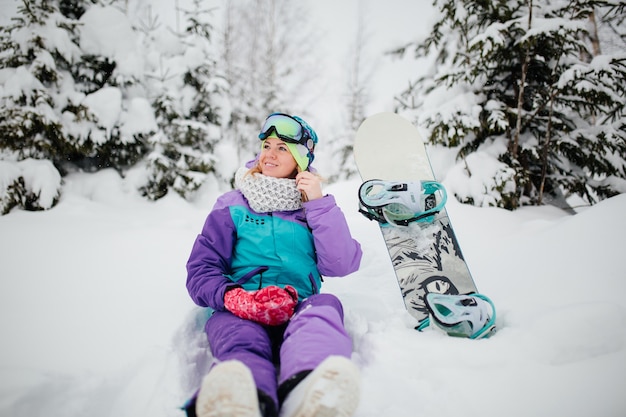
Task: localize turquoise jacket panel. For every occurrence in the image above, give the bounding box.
[186,190,362,310]
[229,204,321,297]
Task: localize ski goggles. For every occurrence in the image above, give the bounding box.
[259,113,315,151]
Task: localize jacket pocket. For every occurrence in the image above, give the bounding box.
[235,266,269,288]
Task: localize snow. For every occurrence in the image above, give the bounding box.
[1,159,625,417]
[1,0,626,416]
[82,87,123,143]
[15,159,61,208]
[0,66,44,100]
[79,6,144,78]
[120,98,159,139]
[445,151,516,207]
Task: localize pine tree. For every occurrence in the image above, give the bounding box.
[0,0,154,212]
[0,0,78,212]
[394,0,626,209]
[139,0,225,200]
[0,1,72,162]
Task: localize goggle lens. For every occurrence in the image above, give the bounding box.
[259,113,304,143]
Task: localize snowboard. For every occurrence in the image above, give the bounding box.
[354,112,478,327]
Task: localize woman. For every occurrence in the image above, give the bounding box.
[185,113,363,417]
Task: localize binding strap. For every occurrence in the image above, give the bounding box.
[358,179,447,226]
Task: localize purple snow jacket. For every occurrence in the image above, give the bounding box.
[186,189,362,310]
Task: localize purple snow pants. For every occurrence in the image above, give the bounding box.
[205,293,352,410]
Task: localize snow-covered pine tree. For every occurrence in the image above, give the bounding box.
[0,0,74,212]
[0,0,155,213]
[393,0,626,209]
[139,0,226,200]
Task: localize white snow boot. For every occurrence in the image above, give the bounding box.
[279,356,360,417]
[196,360,262,417]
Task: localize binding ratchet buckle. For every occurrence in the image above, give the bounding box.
[358,179,447,226]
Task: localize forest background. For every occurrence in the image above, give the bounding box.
[0,0,625,215]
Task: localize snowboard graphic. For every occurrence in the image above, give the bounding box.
[354,112,478,326]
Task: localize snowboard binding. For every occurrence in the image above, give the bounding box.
[418,293,496,339]
[358,179,447,226]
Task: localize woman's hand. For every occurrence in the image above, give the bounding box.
[224,285,298,326]
[295,171,323,201]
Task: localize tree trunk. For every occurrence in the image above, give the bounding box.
[512,0,533,160]
[588,9,602,57]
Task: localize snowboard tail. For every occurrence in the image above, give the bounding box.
[354,113,479,327]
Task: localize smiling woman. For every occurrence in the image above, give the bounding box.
[245,113,323,202]
[184,112,363,417]
[259,138,298,179]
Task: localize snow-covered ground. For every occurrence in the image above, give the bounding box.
[1,150,625,417]
[1,0,625,415]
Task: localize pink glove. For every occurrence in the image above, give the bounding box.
[224,285,298,326]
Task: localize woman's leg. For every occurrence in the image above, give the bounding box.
[277,294,360,417]
[206,311,280,410]
[278,293,352,385]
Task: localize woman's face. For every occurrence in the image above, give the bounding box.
[259,137,298,178]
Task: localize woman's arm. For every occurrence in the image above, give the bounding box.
[304,195,362,277]
[186,196,238,310]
